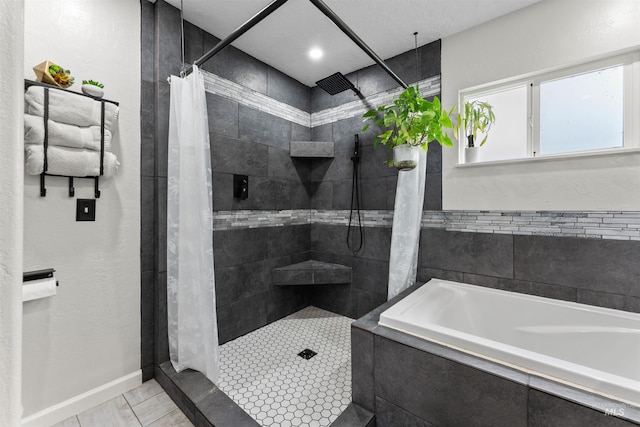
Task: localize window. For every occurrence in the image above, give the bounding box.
[459,51,639,164]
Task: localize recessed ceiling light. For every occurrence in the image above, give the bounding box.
[309,48,323,60]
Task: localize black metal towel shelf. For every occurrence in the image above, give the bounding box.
[24,79,119,198]
[23,268,58,286]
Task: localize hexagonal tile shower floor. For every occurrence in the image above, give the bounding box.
[218,306,353,427]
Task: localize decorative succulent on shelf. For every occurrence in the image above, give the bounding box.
[362,86,455,167]
[454,100,496,147]
[82,79,104,89]
[48,64,74,86]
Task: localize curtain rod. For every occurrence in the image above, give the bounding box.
[183,0,289,77]
[182,0,409,89]
[307,0,408,89]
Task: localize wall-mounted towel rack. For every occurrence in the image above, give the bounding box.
[23,268,57,285]
[24,79,119,198]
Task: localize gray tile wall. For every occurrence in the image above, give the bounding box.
[418,229,640,313]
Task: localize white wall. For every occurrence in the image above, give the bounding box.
[441,0,640,210]
[0,1,24,426]
[22,0,141,420]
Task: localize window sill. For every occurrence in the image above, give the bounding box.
[456,147,640,168]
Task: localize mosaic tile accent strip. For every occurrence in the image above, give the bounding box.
[218,306,353,427]
[202,71,310,127]
[201,70,441,130]
[213,209,640,240]
[311,76,441,127]
[424,210,640,241]
[213,210,311,230]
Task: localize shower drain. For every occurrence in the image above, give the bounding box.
[298,349,317,360]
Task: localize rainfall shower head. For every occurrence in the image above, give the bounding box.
[316,72,361,96]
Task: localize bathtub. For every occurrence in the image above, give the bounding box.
[378,279,640,406]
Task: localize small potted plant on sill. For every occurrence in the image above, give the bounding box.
[81,79,105,98]
[454,100,495,163]
[362,86,455,171]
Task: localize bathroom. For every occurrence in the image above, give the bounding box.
[1,0,639,426]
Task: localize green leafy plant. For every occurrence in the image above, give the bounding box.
[362,86,455,165]
[454,100,496,147]
[48,64,74,86]
[82,80,104,89]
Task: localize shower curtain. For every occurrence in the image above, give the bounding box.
[167,65,219,384]
[387,149,426,300]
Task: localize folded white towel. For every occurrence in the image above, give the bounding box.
[25,86,119,131]
[24,114,112,152]
[25,145,119,178]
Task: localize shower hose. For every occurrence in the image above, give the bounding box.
[347,134,363,252]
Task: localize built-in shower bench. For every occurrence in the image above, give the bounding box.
[272,259,351,286]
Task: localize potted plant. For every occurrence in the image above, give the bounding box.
[454,100,495,163]
[32,60,74,88]
[362,86,455,171]
[81,80,105,98]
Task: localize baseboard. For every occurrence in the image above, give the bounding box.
[21,370,142,427]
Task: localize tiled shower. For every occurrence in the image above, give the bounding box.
[140,1,640,425]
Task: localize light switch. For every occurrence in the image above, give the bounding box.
[76,199,96,221]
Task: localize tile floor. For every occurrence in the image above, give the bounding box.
[52,306,352,427]
[52,379,192,427]
[217,306,354,427]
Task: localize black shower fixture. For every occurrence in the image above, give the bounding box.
[315,72,361,96]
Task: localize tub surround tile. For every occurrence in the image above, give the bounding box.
[461,273,577,303]
[513,235,640,297]
[528,376,640,425]
[528,389,637,427]
[330,403,375,427]
[577,289,627,311]
[374,397,434,427]
[351,327,375,412]
[417,267,464,283]
[421,228,514,278]
[374,335,529,427]
[625,296,640,313]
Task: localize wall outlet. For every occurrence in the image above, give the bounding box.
[76,199,96,221]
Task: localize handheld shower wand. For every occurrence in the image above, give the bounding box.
[347,134,363,252]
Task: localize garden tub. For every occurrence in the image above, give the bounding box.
[378,278,640,406]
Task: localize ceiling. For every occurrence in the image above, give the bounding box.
[165,0,541,87]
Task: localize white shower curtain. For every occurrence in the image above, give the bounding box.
[167,65,219,384]
[387,149,426,300]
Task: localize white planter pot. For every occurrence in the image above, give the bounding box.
[393,144,419,171]
[81,84,104,98]
[465,146,481,164]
